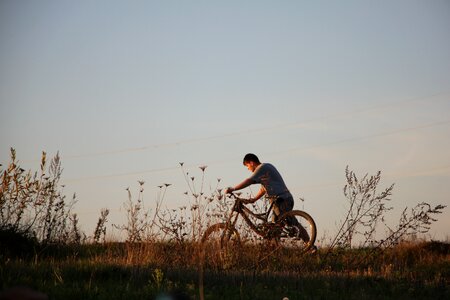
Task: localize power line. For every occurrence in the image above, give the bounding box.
[63,166,179,183]
[298,164,450,192]
[72,164,450,216]
[53,91,450,161]
[63,118,450,183]
[268,119,450,157]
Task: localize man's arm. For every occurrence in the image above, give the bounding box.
[226,178,254,194]
[245,186,266,204]
[225,180,266,204]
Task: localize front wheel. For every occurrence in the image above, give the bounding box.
[277,210,317,253]
[200,223,241,270]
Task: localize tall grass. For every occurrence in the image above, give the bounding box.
[1,241,448,299]
[1,149,448,299]
[0,148,80,245]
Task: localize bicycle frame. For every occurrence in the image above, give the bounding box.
[221,195,276,240]
[203,194,318,259]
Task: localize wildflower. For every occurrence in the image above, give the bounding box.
[179,162,184,166]
[183,191,188,195]
[164,183,171,187]
[138,180,145,186]
[217,178,221,182]
[191,177,195,181]
[199,165,207,172]
[158,185,163,189]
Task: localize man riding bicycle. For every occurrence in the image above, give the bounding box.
[224,154,314,248]
[224,153,297,225]
[221,153,317,254]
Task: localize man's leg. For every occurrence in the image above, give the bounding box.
[275,196,310,242]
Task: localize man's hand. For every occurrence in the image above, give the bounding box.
[224,187,235,194]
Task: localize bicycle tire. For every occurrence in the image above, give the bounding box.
[277,210,317,253]
[201,223,241,270]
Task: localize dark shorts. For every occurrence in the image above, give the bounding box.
[271,195,294,221]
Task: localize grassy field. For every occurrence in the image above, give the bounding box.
[1,240,449,299]
[2,150,448,299]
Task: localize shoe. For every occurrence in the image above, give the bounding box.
[294,226,305,240]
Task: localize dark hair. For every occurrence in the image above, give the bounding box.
[243,153,260,165]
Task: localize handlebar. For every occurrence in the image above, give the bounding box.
[226,192,252,204]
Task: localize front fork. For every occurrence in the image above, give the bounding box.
[220,208,240,245]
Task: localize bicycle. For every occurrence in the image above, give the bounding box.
[200,193,317,269]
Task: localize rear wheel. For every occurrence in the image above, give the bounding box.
[201,223,241,270]
[276,210,317,253]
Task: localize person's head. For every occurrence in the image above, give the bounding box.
[243,153,261,172]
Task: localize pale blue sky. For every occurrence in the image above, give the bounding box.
[1,1,449,242]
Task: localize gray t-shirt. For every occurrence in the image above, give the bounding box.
[249,163,291,198]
